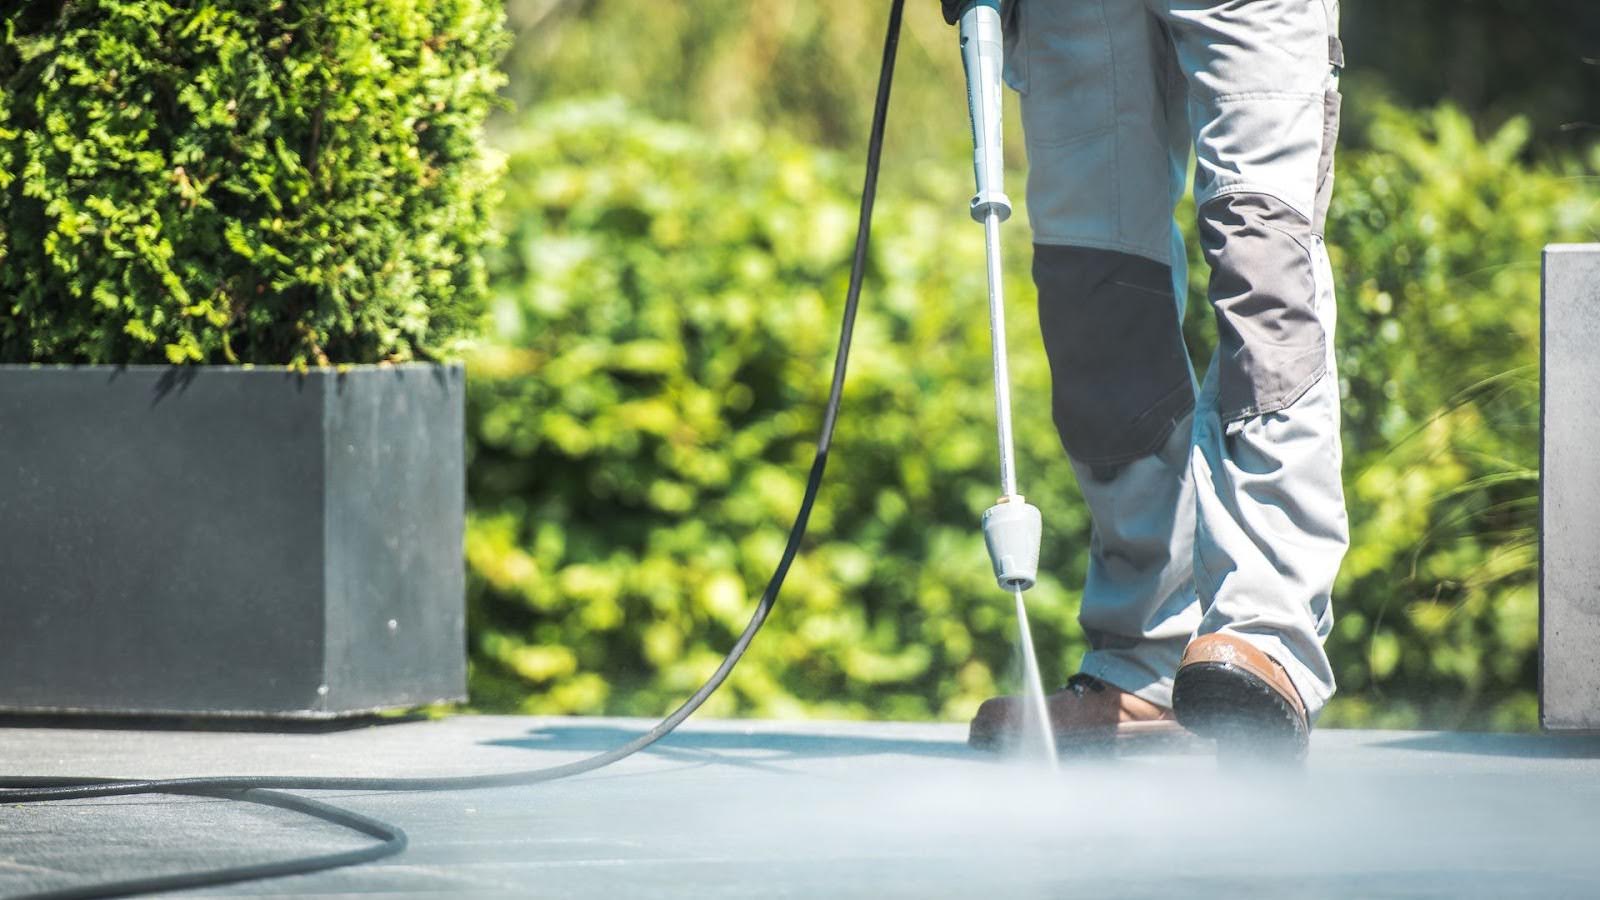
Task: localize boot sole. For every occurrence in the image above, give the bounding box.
[1172,661,1309,762]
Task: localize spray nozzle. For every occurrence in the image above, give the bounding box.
[982,496,1042,592]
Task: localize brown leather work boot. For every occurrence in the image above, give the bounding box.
[968,673,1183,752]
[1172,633,1310,761]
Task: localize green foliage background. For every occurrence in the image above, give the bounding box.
[468,3,1600,730]
[0,0,506,366]
[1312,108,1599,728]
[469,102,1083,719]
[4,1,1595,731]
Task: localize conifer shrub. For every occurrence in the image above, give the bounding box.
[0,1,506,366]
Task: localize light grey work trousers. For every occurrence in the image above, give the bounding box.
[1004,0,1349,718]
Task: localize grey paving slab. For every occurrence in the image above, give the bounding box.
[3,716,1599,898]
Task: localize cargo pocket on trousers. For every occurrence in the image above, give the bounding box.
[1001,0,1026,93]
[1312,87,1341,236]
[1198,193,1328,425]
[1014,0,1114,148]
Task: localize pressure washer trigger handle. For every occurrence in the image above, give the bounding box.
[959,0,1011,222]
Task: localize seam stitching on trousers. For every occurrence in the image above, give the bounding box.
[1098,0,1123,243]
[1031,236,1170,265]
[1190,513,1225,606]
[1023,123,1116,150]
[1221,358,1328,423]
[1197,185,1313,229]
[1208,90,1322,103]
[1065,379,1195,467]
[1109,278,1172,300]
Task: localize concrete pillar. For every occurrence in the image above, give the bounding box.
[1541,244,1600,731]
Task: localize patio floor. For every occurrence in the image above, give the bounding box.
[3,715,1599,897]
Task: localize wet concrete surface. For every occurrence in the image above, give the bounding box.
[2,715,1599,897]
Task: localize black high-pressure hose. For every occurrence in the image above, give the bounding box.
[0,2,907,897]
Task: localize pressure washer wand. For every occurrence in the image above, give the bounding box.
[959,0,1043,598]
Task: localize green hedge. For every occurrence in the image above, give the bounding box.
[1313,107,1599,729]
[467,100,1087,720]
[0,1,506,366]
[467,99,1598,730]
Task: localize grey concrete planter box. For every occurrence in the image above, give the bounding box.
[1542,245,1600,732]
[0,363,467,718]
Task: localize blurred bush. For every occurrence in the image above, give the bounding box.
[0,0,506,366]
[1315,108,1600,729]
[497,1,974,167]
[469,96,1597,729]
[467,100,1092,721]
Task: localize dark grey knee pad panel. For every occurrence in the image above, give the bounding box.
[1033,245,1194,466]
[1197,193,1328,423]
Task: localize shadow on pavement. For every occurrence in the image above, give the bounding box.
[0,711,429,734]
[1373,731,1600,759]
[482,722,976,763]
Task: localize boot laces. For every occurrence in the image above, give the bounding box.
[1063,672,1106,696]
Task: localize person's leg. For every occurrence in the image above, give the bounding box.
[1161,0,1349,729]
[1011,0,1199,709]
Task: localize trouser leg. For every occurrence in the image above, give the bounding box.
[1037,247,1199,709]
[1163,0,1349,717]
[1011,0,1200,708]
[1069,414,1200,709]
